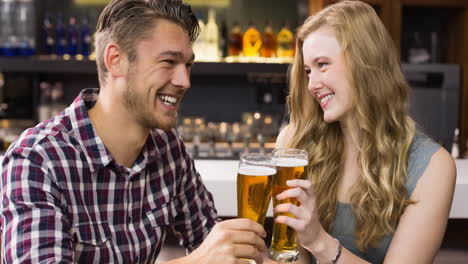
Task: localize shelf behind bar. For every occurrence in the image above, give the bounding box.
[0,56,291,76]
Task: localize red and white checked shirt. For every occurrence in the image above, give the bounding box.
[1,88,219,263]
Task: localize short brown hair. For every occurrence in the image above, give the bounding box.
[95,0,199,86]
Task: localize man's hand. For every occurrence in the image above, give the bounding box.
[186,218,268,264]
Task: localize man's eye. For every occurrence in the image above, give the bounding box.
[162,60,175,65]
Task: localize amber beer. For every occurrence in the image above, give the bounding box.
[237,165,275,225]
[268,149,308,262]
[237,154,275,264]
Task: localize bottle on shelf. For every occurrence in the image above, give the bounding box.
[243,21,262,57]
[80,16,92,57]
[55,14,67,56]
[277,22,294,58]
[16,0,35,56]
[0,0,17,56]
[228,21,243,57]
[220,20,228,58]
[42,14,55,55]
[193,12,206,61]
[261,21,276,58]
[204,8,220,61]
[67,17,79,56]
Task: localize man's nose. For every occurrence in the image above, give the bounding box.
[172,66,191,89]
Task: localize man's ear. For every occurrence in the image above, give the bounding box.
[103,43,128,78]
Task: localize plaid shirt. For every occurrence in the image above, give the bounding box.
[1,88,219,263]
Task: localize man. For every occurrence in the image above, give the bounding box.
[0,0,267,263]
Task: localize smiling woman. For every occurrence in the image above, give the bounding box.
[273,1,457,263]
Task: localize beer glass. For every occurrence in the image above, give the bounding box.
[268,148,308,262]
[237,153,276,263]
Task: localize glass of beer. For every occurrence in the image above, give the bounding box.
[268,148,308,262]
[237,153,276,264]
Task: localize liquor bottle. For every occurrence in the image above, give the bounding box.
[243,21,262,57]
[16,0,35,56]
[260,21,276,58]
[67,17,79,56]
[204,8,220,61]
[192,13,206,61]
[277,22,294,58]
[42,15,55,55]
[220,20,228,58]
[55,15,67,56]
[228,21,242,56]
[0,0,16,56]
[80,16,92,57]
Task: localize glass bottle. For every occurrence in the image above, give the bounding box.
[67,17,79,56]
[204,8,220,61]
[228,21,243,56]
[243,21,262,57]
[261,21,276,58]
[192,12,206,61]
[16,0,35,56]
[220,20,228,58]
[55,14,67,56]
[277,22,294,58]
[42,15,55,55]
[80,16,92,57]
[0,0,17,56]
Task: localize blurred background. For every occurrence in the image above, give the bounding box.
[0,0,467,160]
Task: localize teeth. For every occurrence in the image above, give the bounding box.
[159,95,177,105]
[320,94,334,104]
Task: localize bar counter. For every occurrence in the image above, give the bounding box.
[196,159,468,218]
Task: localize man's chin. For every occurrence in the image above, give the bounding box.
[153,119,176,131]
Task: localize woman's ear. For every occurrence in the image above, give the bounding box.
[103,43,128,78]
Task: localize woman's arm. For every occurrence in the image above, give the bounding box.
[383,147,456,263]
[273,134,456,263]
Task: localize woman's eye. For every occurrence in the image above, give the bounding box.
[305,69,311,75]
[318,62,328,68]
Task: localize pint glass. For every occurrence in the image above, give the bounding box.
[268,148,308,262]
[237,153,276,263]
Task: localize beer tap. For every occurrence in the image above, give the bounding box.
[192,134,200,159]
[243,134,251,155]
[208,135,217,157]
[257,133,265,155]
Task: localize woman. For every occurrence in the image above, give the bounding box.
[272,1,456,263]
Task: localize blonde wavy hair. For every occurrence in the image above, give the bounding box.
[287,0,416,250]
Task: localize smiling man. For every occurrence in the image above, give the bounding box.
[0,0,267,263]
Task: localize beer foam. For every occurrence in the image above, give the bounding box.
[274,157,308,167]
[238,165,276,176]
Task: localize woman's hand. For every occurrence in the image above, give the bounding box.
[274,179,325,250]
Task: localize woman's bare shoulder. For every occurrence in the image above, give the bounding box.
[276,124,296,149]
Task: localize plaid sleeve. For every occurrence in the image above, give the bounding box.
[172,141,220,253]
[1,147,73,263]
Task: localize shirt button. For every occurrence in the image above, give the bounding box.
[128,216,132,222]
[135,256,139,262]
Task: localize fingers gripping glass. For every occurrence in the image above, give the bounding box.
[268,148,308,262]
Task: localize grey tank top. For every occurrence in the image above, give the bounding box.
[318,131,440,264]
